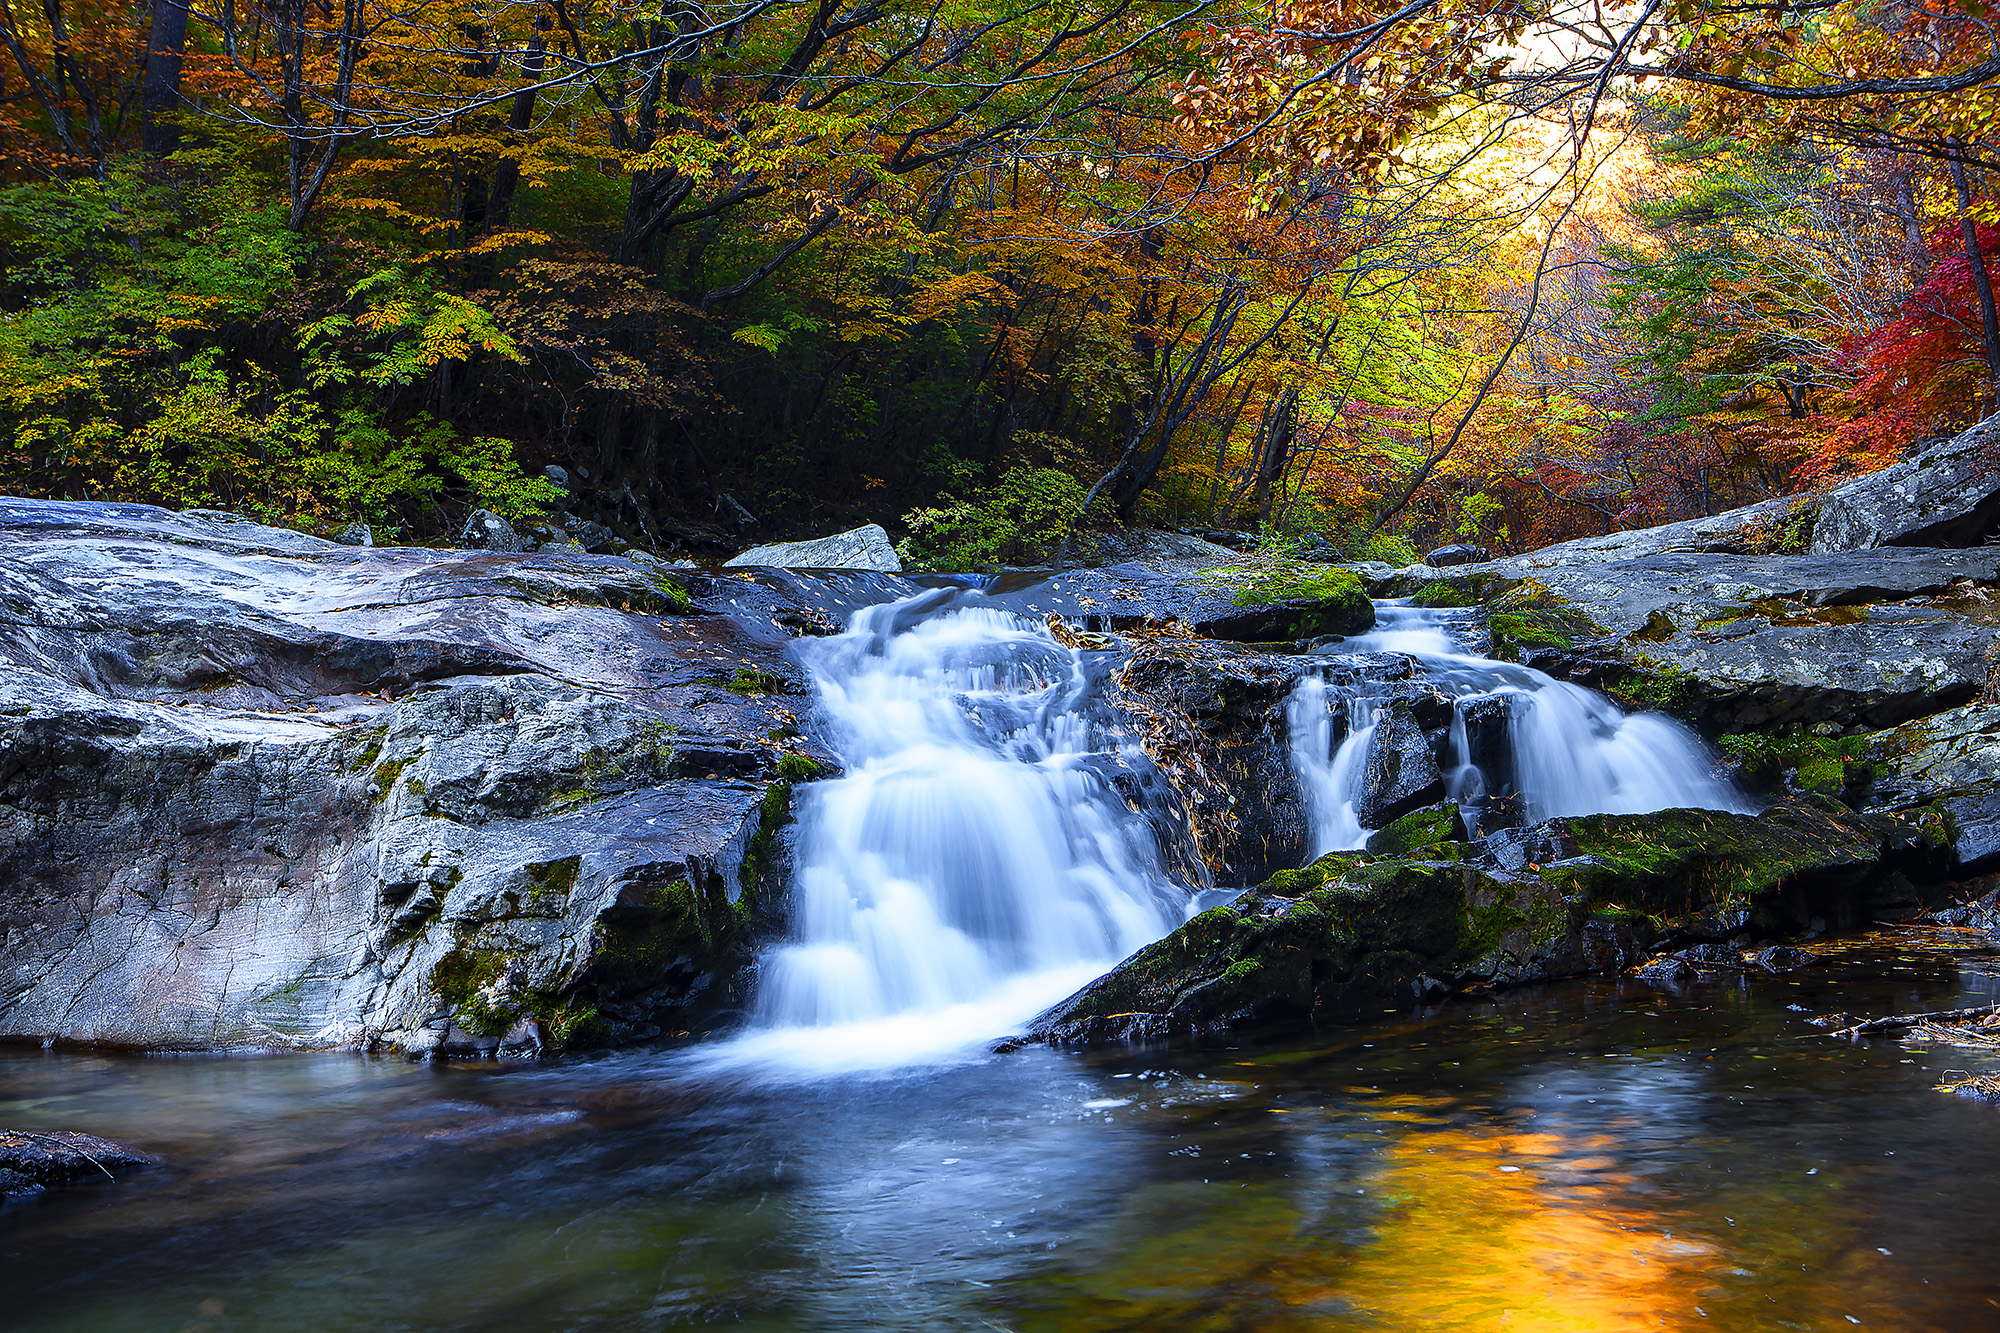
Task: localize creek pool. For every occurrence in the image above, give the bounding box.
[6,931,2000,1332]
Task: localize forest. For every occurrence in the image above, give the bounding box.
[3,0,2000,567]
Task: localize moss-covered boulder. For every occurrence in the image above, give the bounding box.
[1026,801,1928,1047]
[1364,803,1470,857]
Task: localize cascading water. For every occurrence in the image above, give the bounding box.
[1290,600,1755,854]
[714,587,1187,1072]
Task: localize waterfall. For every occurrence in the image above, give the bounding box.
[716,589,1186,1072]
[1289,600,1754,851]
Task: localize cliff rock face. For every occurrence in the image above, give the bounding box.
[0,498,883,1055]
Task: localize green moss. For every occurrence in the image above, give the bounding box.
[1607,661,1705,719]
[774,752,826,782]
[1483,581,1605,661]
[1263,851,1369,897]
[525,857,580,902]
[725,668,786,694]
[429,943,514,1038]
[1412,581,1475,609]
[346,727,386,772]
[370,754,414,800]
[1224,561,1367,609]
[1718,727,1881,794]
[1631,610,1678,642]
[643,570,694,614]
[1364,805,1467,858]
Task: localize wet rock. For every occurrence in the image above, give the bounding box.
[0,497,883,1055]
[0,1129,151,1198]
[460,509,530,553]
[724,524,902,572]
[1865,704,2000,871]
[1364,803,1469,857]
[1025,800,1916,1047]
[1630,956,1698,989]
[1749,944,1813,972]
[562,517,619,553]
[1356,701,1446,827]
[979,559,1374,643]
[1425,543,1488,566]
[1106,639,1311,883]
[1813,414,2000,552]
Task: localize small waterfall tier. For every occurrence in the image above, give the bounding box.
[734,587,1187,1069]
[1289,600,1755,856]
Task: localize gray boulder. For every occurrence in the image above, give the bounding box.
[724,523,901,572]
[1357,699,1445,826]
[1425,543,1488,566]
[460,509,531,553]
[333,522,374,547]
[1865,703,2000,871]
[1813,415,2000,552]
[0,497,896,1056]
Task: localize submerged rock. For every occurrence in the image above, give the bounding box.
[1024,802,1918,1046]
[0,1129,151,1199]
[724,524,902,572]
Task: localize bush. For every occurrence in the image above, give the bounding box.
[899,465,1108,571]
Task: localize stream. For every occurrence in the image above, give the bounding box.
[5,933,2000,1330]
[7,589,2000,1329]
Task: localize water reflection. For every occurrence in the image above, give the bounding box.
[3,933,1998,1332]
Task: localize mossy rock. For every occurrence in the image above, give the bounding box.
[1485,580,1607,661]
[1364,802,1470,858]
[1029,801,1908,1047]
[1535,805,1883,933]
[1200,561,1375,640]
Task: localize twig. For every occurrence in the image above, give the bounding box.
[1822,1004,2000,1040]
[2,1130,119,1181]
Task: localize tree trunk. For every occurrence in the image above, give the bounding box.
[487,24,548,230]
[140,0,190,156]
[1949,137,2000,396]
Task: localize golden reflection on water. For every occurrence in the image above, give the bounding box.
[1009,1092,1922,1333]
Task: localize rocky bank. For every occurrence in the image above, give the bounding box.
[9,416,2000,1059]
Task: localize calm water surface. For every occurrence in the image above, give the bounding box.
[6,930,2000,1332]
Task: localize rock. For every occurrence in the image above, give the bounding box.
[1864,704,2000,871]
[0,496,901,1055]
[984,558,1374,642]
[1364,802,1469,857]
[1356,700,1446,827]
[1630,956,1698,989]
[1749,944,1813,972]
[562,517,619,553]
[1425,543,1488,566]
[1024,800,1915,1047]
[333,522,374,547]
[460,509,530,553]
[1813,414,2000,552]
[724,523,902,572]
[1109,640,1314,884]
[1372,546,2000,731]
[544,465,571,495]
[0,1129,151,1198]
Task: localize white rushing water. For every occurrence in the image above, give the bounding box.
[1290,601,1755,854]
[710,590,1186,1074]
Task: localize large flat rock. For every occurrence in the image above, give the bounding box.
[0,499,913,1054]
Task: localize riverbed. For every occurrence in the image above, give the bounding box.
[6,930,2000,1332]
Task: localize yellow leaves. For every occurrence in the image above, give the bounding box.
[908,271,1006,321]
[469,229,552,254]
